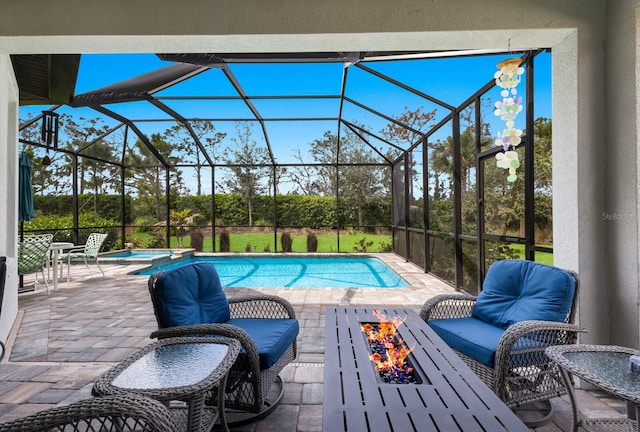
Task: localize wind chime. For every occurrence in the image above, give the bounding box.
[40,110,59,166]
[493,58,524,182]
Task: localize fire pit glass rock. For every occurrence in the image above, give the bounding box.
[361,311,422,384]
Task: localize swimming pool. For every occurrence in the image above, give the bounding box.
[134,256,409,288]
[99,249,193,266]
[105,250,174,259]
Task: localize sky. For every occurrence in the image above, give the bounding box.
[19,50,551,194]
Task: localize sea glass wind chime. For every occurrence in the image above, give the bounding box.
[493,58,525,182]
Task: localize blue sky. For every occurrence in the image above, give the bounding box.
[20,51,551,193]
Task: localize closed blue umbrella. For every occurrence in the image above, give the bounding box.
[18,151,35,222]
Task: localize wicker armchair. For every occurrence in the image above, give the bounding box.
[0,394,178,432]
[18,234,53,293]
[420,260,584,427]
[148,262,299,427]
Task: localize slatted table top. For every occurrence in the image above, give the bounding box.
[323,307,529,432]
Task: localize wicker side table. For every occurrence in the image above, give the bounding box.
[93,336,240,432]
[546,344,640,432]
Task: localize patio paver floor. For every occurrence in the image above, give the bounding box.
[0,254,629,431]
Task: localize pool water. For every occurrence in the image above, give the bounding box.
[106,250,173,258]
[135,256,409,288]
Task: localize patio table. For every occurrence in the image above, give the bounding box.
[323,307,529,432]
[93,336,240,432]
[546,344,640,432]
[47,242,74,292]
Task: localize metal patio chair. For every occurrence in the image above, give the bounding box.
[17,233,53,294]
[60,232,108,285]
[148,261,299,427]
[420,259,584,427]
[0,394,177,432]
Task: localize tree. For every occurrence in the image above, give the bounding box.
[164,120,226,196]
[218,122,271,226]
[302,127,388,227]
[287,148,323,196]
[380,106,436,149]
[78,140,119,214]
[169,208,199,247]
[17,120,67,196]
[125,133,184,221]
[381,107,437,205]
[62,115,113,194]
[337,130,386,227]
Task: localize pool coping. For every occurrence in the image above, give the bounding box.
[99,248,195,266]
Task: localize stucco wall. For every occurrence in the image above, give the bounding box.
[0,55,19,346]
[605,0,640,348]
[0,0,637,347]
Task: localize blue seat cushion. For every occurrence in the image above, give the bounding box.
[430,317,548,368]
[151,262,230,327]
[471,260,576,329]
[227,318,299,369]
[429,317,504,367]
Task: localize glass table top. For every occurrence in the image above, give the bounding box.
[563,350,640,397]
[112,342,229,390]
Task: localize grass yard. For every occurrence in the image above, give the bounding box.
[508,244,553,265]
[132,232,392,253]
[129,232,553,263]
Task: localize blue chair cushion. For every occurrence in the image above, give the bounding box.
[429,317,547,368]
[227,318,299,369]
[471,260,576,329]
[429,317,504,367]
[152,262,230,327]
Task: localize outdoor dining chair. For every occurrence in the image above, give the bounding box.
[147,261,299,428]
[420,259,584,427]
[59,232,108,286]
[17,233,53,294]
[0,394,178,432]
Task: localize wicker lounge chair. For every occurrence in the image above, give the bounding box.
[0,394,178,432]
[420,259,584,427]
[147,262,299,427]
[18,233,53,294]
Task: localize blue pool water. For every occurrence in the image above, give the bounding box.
[107,250,173,258]
[135,256,409,288]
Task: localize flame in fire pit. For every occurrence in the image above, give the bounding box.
[361,310,417,383]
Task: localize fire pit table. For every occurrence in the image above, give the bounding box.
[323,307,529,432]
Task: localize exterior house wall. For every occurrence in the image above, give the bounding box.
[0,0,637,347]
[0,55,19,345]
[605,0,640,348]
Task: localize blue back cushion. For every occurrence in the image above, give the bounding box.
[150,262,230,327]
[471,260,576,329]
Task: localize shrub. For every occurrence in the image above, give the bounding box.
[219,230,230,252]
[306,233,318,252]
[378,240,392,252]
[133,216,158,234]
[124,234,145,249]
[190,231,204,251]
[281,232,293,252]
[147,232,166,248]
[245,243,252,252]
[354,237,374,252]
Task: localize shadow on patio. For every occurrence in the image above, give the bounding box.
[0,256,629,431]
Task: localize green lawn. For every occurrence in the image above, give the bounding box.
[129,232,553,263]
[508,244,553,265]
[132,232,392,253]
